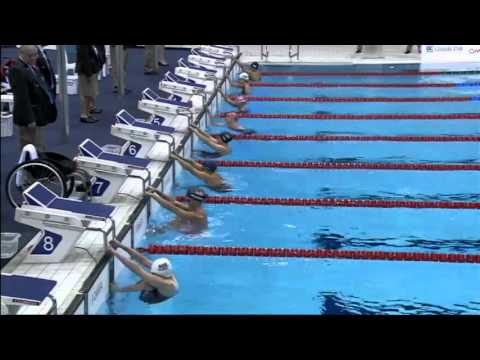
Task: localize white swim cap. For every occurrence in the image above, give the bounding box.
[151,258,173,277]
[239,72,250,81]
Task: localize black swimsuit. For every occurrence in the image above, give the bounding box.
[139,284,172,304]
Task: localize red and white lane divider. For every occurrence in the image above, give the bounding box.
[215,134,480,142]
[176,196,480,209]
[251,82,468,88]
[139,245,480,264]
[218,113,480,120]
[242,96,474,103]
[203,160,480,171]
[261,70,480,77]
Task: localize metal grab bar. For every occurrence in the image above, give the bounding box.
[46,294,58,315]
[289,45,300,60]
[261,45,269,61]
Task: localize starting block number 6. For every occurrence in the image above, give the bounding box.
[128,144,138,156]
[125,142,142,157]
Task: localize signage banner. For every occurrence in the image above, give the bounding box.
[87,266,109,315]
[421,45,480,71]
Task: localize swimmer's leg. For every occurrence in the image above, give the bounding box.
[239,129,256,135]
[192,150,223,159]
[208,183,233,193]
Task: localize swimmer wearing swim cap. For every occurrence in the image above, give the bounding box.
[230,72,252,95]
[239,72,250,81]
[145,186,208,234]
[189,124,232,157]
[219,88,249,112]
[170,152,230,192]
[238,61,262,81]
[108,240,179,304]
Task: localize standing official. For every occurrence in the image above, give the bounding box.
[110,44,131,94]
[35,45,57,99]
[8,45,57,152]
[144,45,168,75]
[76,45,103,123]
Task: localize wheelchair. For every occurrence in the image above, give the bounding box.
[6,151,92,208]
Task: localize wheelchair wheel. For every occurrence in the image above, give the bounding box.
[6,160,68,208]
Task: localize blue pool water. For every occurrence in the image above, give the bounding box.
[99,65,480,315]
[177,167,480,201]
[241,101,480,115]
[203,137,480,163]
[256,75,480,84]
[251,86,480,98]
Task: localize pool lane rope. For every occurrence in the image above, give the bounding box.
[261,70,480,76]
[176,196,479,209]
[251,82,480,88]
[202,160,480,171]
[218,113,480,120]
[215,134,480,142]
[138,245,480,264]
[242,96,479,103]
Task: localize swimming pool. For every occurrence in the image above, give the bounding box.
[98,64,480,315]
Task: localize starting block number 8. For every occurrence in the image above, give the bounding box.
[31,231,62,255]
[43,236,55,252]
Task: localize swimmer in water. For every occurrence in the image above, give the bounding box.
[190,124,233,158]
[108,240,179,304]
[230,72,251,95]
[170,152,231,192]
[218,88,248,112]
[222,112,256,134]
[238,61,262,81]
[145,186,208,234]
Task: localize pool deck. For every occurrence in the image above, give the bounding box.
[1,45,235,314]
[239,45,422,65]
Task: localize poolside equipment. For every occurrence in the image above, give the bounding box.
[111,109,176,161]
[6,144,91,208]
[1,273,57,313]
[178,57,224,79]
[76,138,153,202]
[199,45,237,58]
[14,182,116,263]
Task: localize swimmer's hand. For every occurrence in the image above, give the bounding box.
[146,186,160,196]
[110,283,120,292]
[106,245,116,256]
[109,240,123,250]
[146,187,170,200]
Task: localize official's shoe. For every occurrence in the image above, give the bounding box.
[80,116,99,124]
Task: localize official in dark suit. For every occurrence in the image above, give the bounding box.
[8,45,57,152]
[36,45,57,98]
